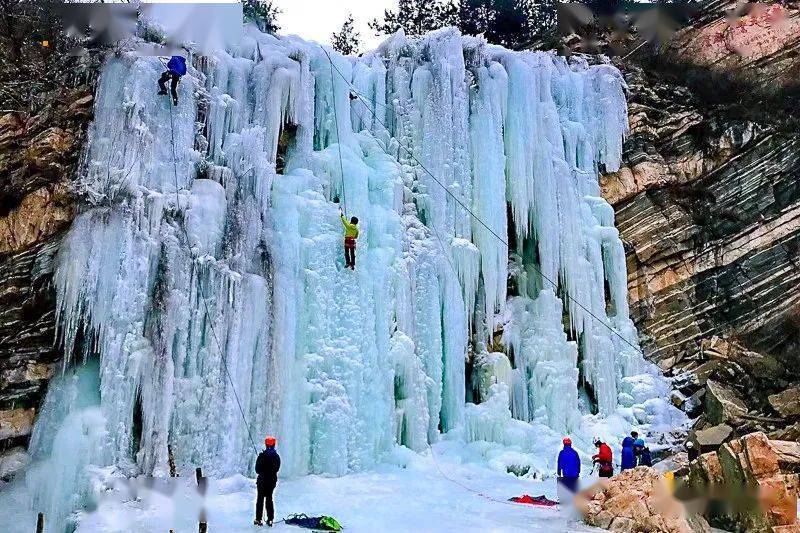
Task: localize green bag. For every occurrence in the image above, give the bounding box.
[319,516,342,531]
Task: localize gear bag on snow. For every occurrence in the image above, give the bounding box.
[508,494,558,506]
[284,514,343,531]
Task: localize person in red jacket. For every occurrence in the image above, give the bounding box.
[592,438,614,478]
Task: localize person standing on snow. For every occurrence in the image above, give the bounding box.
[592,438,614,478]
[557,437,581,493]
[620,435,636,471]
[339,208,359,270]
[255,436,281,527]
[158,55,187,106]
[634,438,653,467]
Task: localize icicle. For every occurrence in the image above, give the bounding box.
[30,26,677,522]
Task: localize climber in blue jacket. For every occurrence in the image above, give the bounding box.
[620,436,636,471]
[557,437,581,493]
[634,438,653,467]
[158,55,187,106]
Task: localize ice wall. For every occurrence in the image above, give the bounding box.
[26,22,679,527]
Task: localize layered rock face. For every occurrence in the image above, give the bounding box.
[0,85,96,460]
[602,1,800,438]
[666,0,800,90]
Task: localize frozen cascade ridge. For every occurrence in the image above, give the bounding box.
[19,26,683,528]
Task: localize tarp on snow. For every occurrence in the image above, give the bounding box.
[508,494,558,506]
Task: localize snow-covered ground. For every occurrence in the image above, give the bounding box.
[1,444,602,532]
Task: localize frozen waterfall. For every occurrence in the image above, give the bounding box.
[20,24,681,528]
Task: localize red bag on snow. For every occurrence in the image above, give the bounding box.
[508,494,558,506]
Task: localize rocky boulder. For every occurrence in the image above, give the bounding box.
[769,387,800,419]
[705,380,748,426]
[691,424,733,452]
[689,432,800,532]
[579,467,709,533]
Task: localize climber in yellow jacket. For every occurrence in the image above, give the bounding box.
[340,208,359,270]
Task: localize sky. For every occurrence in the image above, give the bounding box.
[143,0,399,52]
[271,0,394,50]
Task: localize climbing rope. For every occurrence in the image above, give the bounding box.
[319,46,349,214]
[426,443,549,508]
[321,53,643,355]
[167,93,259,455]
[320,53,569,506]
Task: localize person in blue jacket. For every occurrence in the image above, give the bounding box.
[158,55,187,106]
[634,438,653,467]
[620,435,636,471]
[557,437,581,493]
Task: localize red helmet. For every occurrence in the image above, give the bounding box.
[563,437,572,446]
[265,436,276,447]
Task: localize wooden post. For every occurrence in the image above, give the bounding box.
[167,444,177,477]
[196,467,208,532]
[195,467,207,495]
[36,513,44,533]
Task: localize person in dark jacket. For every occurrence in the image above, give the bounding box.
[557,437,581,493]
[634,438,653,467]
[686,441,699,462]
[158,55,187,106]
[254,436,281,527]
[592,438,614,478]
[620,436,636,470]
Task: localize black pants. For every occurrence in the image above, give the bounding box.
[158,71,180,102]
[255,482,276,523]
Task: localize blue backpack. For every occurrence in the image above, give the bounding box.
[167,56,187,76]
[284,514,342,531]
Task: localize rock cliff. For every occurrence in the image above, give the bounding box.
[601,0,800,439]
[0,8,98,464]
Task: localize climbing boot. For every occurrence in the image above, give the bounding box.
[267,520,273,527]
[157,89,167,95]
[254,519,263,526]
[172,96,179,106]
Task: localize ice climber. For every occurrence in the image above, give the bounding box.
[557,437,581,494]
[634,438,653,467]
[620,436,636,471]
[254,436,281,527]
[339,208,359,270]
[158,55,187,106]
[592,438,614,478]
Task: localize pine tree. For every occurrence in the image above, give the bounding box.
[368,0,459,38]
[332,13,361,56]
[242,0,281,34]
[369,0,556,50]
[459,0,556,50]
